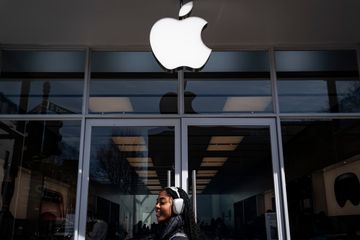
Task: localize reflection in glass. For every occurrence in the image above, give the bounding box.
[184,79,273,114]
[188,126,278,239]
[86,126,175,239]
[89,79,178,114]
[282,119,360,239]
[184,51,272,114]
[275,50,360,113]
[0,120,81,240]
[91,52,164,73]
[201,51,270,72]
[90,51,178,114]
[0,50,85,114]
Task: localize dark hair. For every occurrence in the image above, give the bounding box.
[164,187,201,240]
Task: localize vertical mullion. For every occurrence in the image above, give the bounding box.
[178,69,185,115]
[269,48,280,115]
[73,48,90,240]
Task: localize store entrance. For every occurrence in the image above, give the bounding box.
[79,119,180,240]
[79,118,284,240]
[182,118,283,240]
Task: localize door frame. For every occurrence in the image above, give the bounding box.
[77,119,181,240]
[77,117,288,240]
[181,117,286,240]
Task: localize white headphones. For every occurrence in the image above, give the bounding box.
[168,187,184,215]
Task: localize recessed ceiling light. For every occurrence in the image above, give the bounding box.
[128,162,154,167]
[136,170,158,177]
[200,157,228,167]
[210,136,243,144]
[197,170,218,177]
[118,145,148,152]
[127,157,153,167]
[207,136,244,151]
[112,136,146,145]
[223,96,272,112]
[89,97,134,113]
[147,185,162,190]
[196,179,212,184]
[112,136,148,152]
[143,179,161,185]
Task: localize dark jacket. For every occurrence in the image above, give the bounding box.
[155,215,188,240]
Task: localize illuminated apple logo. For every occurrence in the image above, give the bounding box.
[150,1,212,70]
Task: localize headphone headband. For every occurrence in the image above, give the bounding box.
[168,186,180,199]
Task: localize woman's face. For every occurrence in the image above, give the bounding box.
[155,190,173,223]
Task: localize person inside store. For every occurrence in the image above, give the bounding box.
[154,186,200,240]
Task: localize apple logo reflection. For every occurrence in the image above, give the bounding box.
[159,91,197,114]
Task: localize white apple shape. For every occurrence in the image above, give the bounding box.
[149,3,212,70]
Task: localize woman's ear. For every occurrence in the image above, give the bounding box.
[169,197,174,214]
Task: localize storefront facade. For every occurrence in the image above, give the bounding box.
[0,48,360,240]
[1,1,360,239]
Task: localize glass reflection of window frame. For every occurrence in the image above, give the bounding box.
[89,51,178,114]
[184,51,272,114]
[0,120,81,240]
[184,77,273,114]
[89,77,178,114]
[0,50,86,114]
[275,50,360,113]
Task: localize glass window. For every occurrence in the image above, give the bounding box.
[86,125,175,239]
[0,120,81,239]
[276,50,360,113]
[184,51,272,114]
[188,125,279,239]
[282,119,360,239]
[0,50,85,114]
[202,51,270,72]
[90,52,177,114]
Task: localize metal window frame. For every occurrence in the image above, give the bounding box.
[181,117,286,240]
[77,118,181,240]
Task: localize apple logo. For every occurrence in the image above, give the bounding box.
[150,1,212,70]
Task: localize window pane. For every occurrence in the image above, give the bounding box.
[91,51,164,72]
[282,119,360,239]
[188,125,279,239]
[0,50,85,114]
[90,52,177,114]
[184,79,272,113]
[276,50,360,113]
[202,51,270,72]
[185,51,272,114]
[0,120,81,240]
[86,126,175,239]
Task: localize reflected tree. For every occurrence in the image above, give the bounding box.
[96,142,133,193]
[340,81,360,112]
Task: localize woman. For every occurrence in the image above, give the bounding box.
[154,187,200,240]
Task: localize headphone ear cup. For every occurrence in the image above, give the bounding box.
[172,198,184,215]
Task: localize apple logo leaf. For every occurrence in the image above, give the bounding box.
[179,1,193,17]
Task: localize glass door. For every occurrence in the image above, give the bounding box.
[78,119,180,240]
[182,118,285,240]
